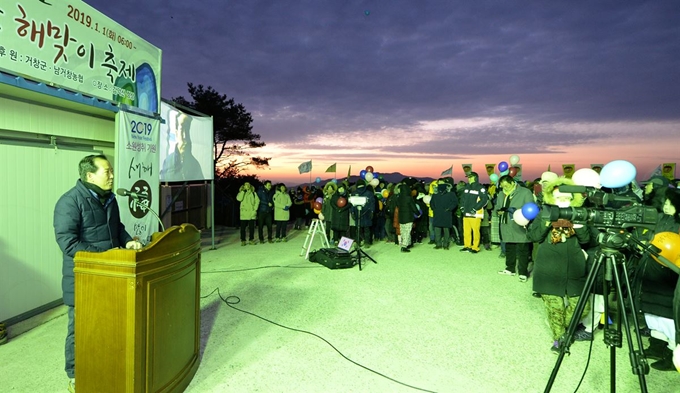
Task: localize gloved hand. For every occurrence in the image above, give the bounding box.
[539,206,553,227]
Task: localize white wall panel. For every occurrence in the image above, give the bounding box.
[0,145,88,321]
[0,95,115,321]
[0,96,113,142]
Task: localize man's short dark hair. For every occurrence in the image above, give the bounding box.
[79,154,108,182]
[499,175,515,185]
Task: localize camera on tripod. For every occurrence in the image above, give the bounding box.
[545,185,658,231]
[542,184,658,250]
[543,185,659,391]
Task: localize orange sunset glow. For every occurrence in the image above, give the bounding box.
[245,118,680,186]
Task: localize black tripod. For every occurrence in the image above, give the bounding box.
[352,204,377,271]
[544,230,650,393]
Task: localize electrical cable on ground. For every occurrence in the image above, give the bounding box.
[199,287,438,393]
[202,264,323,274]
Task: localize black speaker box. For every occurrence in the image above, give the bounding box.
[310,248,355,269]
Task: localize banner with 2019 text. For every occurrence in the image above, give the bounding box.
[115,109,161,243]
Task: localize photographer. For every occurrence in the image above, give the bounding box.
[236,182,259,246]
[528,177,591,353]
[635,187,680,371]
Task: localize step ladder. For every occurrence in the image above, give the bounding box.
[300,218,330,260]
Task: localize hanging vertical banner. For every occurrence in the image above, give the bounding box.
[662,163,676,182]
[462,164,473,175]
[115,109,161,243]
[485,164,496,177]
[513,164,523,182]
[562,164,575,179]
[590,164,604,174]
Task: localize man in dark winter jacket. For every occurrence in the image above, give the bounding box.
[430,182,458,250]
[256,180,275,243]
[54,154,141,392]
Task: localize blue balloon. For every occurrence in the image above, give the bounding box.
[498,161,509,172]
[331,178,338,183]
[359,169,367,179]
[315,177,321,183]
[521,202,540,220]
[600,160,637,188]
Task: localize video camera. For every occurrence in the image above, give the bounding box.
[547,185,658,231]
[544,204,657,231]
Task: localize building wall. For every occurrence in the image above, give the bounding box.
[0,96,115,322]
[0,96,114,141]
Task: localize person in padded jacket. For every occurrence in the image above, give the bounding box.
[460,172,489,253]
[527,176,590,353]
[53,154,142,391]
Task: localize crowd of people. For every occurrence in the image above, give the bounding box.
[46,153,679,392]
[236,171,680,369]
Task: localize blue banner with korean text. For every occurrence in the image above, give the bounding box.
[0,1,162,113]
[115,109,161,243]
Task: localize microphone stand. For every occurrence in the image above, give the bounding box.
[352,204,377,270]
[118,192,166,233]
[138,202,166,232]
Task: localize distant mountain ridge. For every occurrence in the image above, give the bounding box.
[292,172,437,189]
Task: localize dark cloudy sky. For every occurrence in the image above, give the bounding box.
[86,0,680,183]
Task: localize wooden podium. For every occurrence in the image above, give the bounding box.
[74,224,201,392]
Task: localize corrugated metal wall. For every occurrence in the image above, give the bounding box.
[0,96,115,322]
[0,96,114,140]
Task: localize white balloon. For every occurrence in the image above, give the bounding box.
[509,155,520,166]
[423,195,432,204]
[513,209,530,226]
[541,171,559,183]
[571,168,601,189]
[364,172,374,182]
[370,178,379,187]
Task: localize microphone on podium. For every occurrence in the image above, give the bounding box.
[116,188,148,200]
[116,188,165,232]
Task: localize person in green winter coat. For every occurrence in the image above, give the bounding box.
[236,182,259,245]
[273,184,293,241]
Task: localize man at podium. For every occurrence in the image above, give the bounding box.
[53,154,142,392]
